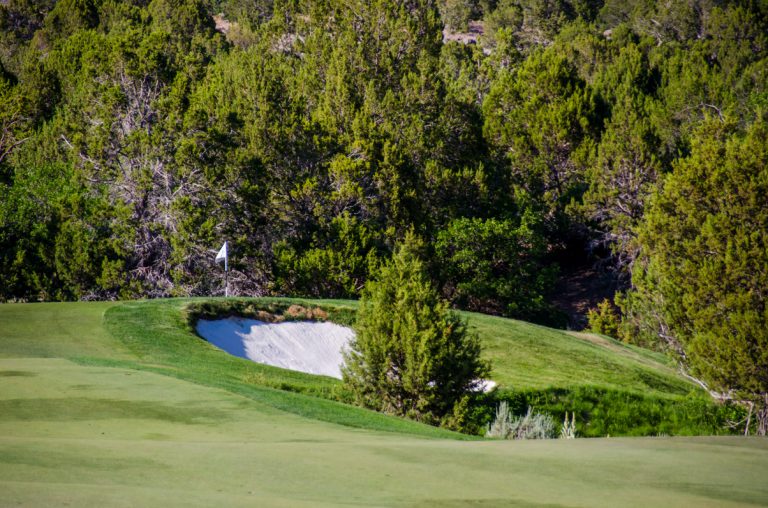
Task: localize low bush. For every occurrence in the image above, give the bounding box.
[560,412,577,439]
[487,402,557,439]
[586,298,620,338]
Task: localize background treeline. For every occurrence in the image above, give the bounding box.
[1,0,766,340]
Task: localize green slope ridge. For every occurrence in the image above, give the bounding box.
[183,297,695,396]
[109,297,738,437]
[463,310,693,396]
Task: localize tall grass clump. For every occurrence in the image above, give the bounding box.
[486,402,556,439]
[560,412,576,439]
[497,386,745,437]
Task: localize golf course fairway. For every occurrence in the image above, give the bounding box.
[1,301,767,507]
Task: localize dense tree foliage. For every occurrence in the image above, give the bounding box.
[1,0,767,428]
[625,118,768,433]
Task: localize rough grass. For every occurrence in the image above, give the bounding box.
[1,299,767,506]
[466,310,695,396]
[461,311,742,436]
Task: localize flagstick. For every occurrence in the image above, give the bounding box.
[215,241,229,298]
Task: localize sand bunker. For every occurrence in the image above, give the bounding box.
[197,317,497,391]
[196,318,354,378]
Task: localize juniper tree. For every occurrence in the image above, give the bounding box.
[627,118,768,435]
[342,233,490,431]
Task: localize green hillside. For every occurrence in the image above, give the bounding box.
[182,296,696,398]
[180,297,735,437]
[0,298,737,437]
[467,311,693,396]
[2,299,767,507]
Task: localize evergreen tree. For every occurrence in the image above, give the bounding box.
[627,117,768,434]
[483,47,599,232]
[342,232,490,430]
[434,214,558,323]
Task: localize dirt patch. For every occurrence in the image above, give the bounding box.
[550,266,619,330]
[285,304,328,321]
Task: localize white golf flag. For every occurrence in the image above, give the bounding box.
[215,241,228,266]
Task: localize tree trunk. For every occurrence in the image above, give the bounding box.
[757,394,768,437]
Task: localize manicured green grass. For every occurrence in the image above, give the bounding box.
[0,301,127,359]
[100,298,466,438]
[185,297,697,396]
[2,298,735,436]
[186,298,731,435]
[0,298,696,398]
[1,358,767,507]
[1,299,765,506]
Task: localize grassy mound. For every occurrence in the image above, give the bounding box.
[1,297,739,437]
[183,298,741,436]
[102,298,468,439]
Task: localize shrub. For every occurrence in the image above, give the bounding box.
[440,0,472,31]
[560,412,576,439]
[486,400,515,438]
[496,386,746,437]
[487,402,557,440]
[434,215,561,326]
[586,298,620,338]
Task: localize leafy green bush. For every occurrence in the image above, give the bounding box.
[439,0,473,31]
[435,215,561,326]
[495,386,745,437]
[272,214,381,299]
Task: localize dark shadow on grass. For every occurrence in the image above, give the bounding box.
[0,398,228,425]
[415,500,569,507]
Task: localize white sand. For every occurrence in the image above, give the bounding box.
[196,317,497,391]
[196,318,355,379]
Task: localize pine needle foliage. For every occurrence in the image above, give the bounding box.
[628,118,768,434]
[342,233,490,430]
